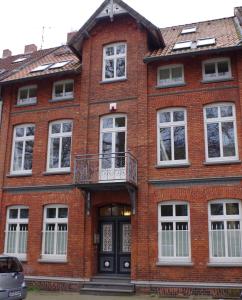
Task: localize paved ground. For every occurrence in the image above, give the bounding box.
[26,291,181,300]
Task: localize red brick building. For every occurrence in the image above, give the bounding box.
[0,0,242,296]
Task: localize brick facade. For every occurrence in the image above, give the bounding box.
[1,0,242,296]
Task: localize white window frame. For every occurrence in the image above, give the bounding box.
[11,124,35,175]
[4,206,29,261]
[157,64,184,87]
[202,57,232,82]
[173,41,192,50]
[157,108,188,166]
[17,85,37,106]
[52,79,74,100]
[99,114,127,181]
[204,102,238,163]
[47,120,73,173]
[208,199,242,263]
[102,43,127,82]
[158,201,191,263]
[41,205,68,261]
[181,27,196,34]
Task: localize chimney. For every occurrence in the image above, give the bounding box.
[67,31,77,44]
[24,44,37,54]
[2,49,12,58]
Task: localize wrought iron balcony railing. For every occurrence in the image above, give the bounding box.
[74,152,137,186]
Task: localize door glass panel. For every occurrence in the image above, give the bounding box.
[115,132,125,168]
[102,224,113,252]
[122,224,131,253]
[102,133,112,169]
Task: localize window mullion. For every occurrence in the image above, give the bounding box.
[58,136,62,169]
[173,221,176,257]
[171,125,175,161]
[219,121,224,158]
[21,137,26,172]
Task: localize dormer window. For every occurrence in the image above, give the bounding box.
[102,43,127,82]
[17,85,37,106]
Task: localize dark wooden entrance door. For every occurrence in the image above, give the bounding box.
[98,205,131,274]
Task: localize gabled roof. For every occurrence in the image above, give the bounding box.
[68,0,164,59]
[0,47,57,82]
[144,16,242,62]
[0,46,81,84]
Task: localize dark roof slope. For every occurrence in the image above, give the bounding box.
[0,46,81,84]
[145,17,242,62]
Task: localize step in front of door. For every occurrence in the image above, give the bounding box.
[80,277,135,295]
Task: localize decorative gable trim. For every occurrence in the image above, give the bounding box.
[68,0,165,60]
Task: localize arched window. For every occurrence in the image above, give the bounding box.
[157,108,188,165]
[204,103,238,162]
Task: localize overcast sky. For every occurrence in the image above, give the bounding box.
[1,0,242,56]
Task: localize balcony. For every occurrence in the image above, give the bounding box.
[74,152,137,188]
[74,152,137,214]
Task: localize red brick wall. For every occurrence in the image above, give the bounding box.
[0,12,242,291]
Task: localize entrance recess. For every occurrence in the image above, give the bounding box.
[98,204,131,274]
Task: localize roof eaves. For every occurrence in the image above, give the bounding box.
[0,67,81,86]
[143,45,242,63]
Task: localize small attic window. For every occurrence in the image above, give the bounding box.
[197,38,216,47]
[30,63,53,72]
[173,41,192,50]
[181,27,196,34]
[12,57,27,63]
[49,61,71,69]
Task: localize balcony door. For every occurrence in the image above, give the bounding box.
[100,115,126,181]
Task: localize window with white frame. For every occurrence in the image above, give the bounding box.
[103,43,127,81]
[157,108,188,165]
[158,202,190,262]
[17,85,37,105]
[204,103,238,162]
[157,65,184,87]
[11,124,35,174]
[52,80,74,100]
[42,205,68,260]
[5,206,29,260]
[209,200,242,263]
[47,120,72,172]
[202,58,232,81]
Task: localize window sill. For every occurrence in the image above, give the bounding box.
[43,171,71,176]
[49,97,74,103]
[15,102,37,107]
[38,258,68,264]
[7,173,32,178]
[156,162,190,169]
[203,160,241,166]
[155,82,186,89]
[156,261,193,267]
[207,262,242,267]
[100,78,127,84]
[201,77,234,84]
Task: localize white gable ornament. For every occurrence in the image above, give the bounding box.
[97,0,127,20]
